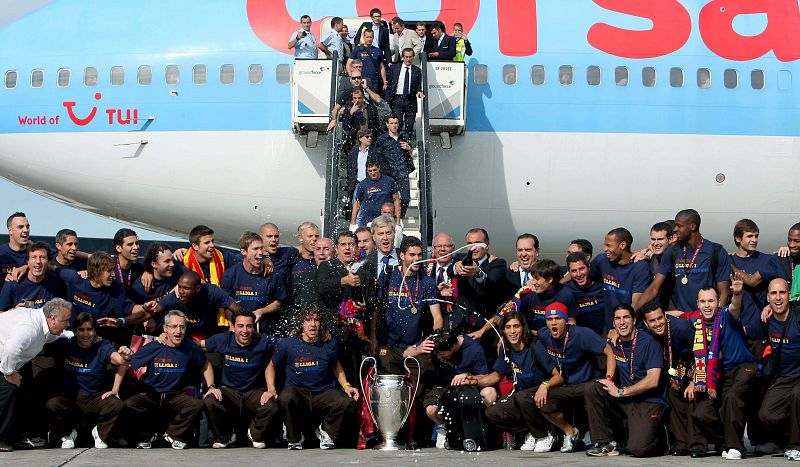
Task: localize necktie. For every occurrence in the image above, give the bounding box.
[403,66,410,95]
[437,266,445,285]
[379,255,391,285]
[523,271,530,286]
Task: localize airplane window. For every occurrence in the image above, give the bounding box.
[57,68,70,88]
[220,64,235,84]
[193,64,207,85]
[84,67,98,87]
[614,67,628,86]
[642,67,656,87]
[778,70,791,90]
[31,69,44,88]
[248,64,264,84]
[165,65,180,85]
[751,70,765,90]
[697,68,711,89]
[110,66,124,86]
[276,64,291,84]
[473,64,488,85]
[587,66,601,86]
[559,65,573,85]
[138,66,152,85]
[530,65,545,85]
[4,70,17,89]
[724,69,737,89]
[502,65,517,85]
[669,68,683,87]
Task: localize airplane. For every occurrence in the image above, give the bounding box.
[1,0,798,261]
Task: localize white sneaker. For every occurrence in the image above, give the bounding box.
[436,425,447,449]
[520,433,537,451]
[315,425,335,450]
[248,428,266,449]
[288,433,304,450]
[787,449,800,461]
[212,432,236,449]
[91,426,107,449]
[533,432,555,453]
[725,448,742,460]
[561,429,580,453]
[163,433,187,450]
[60,429,77,449]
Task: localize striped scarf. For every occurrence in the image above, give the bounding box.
[184,248,227,326]
[684,309,725,392]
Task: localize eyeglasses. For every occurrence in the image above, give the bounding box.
[165,324,187,330]
[351,77,362,80]
[361,135,372,139]
[433,244,454,249]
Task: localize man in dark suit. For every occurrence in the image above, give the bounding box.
[353,7,391,64]
[360,215,400,356]
[501,233,540,300]
[386,48,425,136]
[427,21,456,61]
[347,128,382,198]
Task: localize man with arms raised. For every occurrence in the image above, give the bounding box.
[200,310,280,449]
[130,242,183,304]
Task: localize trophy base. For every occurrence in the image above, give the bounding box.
[374,438,404,451]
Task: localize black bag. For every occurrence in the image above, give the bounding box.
[441,385,488,452]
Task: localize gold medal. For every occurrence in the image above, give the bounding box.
[668,368,677,376]
[411,305,418,314]
[681,276,688,285]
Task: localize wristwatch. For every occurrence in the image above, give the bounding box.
[208,384,216,389]
[618,386,625,398]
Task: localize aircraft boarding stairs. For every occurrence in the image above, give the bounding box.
[291,52,467,253]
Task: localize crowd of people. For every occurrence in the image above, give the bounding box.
[0,208,798,460]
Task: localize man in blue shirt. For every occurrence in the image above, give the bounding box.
[350,29,386,94]
[200,310,279,449]
[50,229,87,272]
[564,251,606,335]
[288,15,317,59]
[319,17,344,62]
[267,306,359,450]
[0,242,64,311]
[351,158,401,228]
[585,304,666,457]
[126,310,211,449]
[0,212,30,292]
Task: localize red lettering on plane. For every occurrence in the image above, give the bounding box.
[588,0,691,58]
[63,92,102,126]
[498,0,537,56]
[699,0,800,62]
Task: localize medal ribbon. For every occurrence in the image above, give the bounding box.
[681,236,704,283]
[619,329,638,381]
[402,273,420,310]
[554,328,570,374]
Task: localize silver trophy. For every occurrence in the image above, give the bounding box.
[360,356,420,450]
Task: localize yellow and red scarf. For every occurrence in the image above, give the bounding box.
[183,248,227,326]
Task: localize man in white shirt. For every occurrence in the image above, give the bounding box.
[0,298,72,452]
[288,15,318,59]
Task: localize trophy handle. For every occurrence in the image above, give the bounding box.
[360,356,379,428]
[401,356,421,430]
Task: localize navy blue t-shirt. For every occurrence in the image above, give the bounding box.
[157,283,234,336]
[591,255,651,330]
[565,280,606,335]
[49,253,88,273]
[194,249,241,286]
[755,311,800,378]
[221,262,287,335]
[351,44,383,83]
[612,330,667,405]
[272,336,339,393]
[269,246,300,293]
[205,332,276,392]
[0,271,64,310]
[132,339,206,393]
[50,337,115,395]
[378,271,438,347]
[519,285,578,332]
[111,260,144,294]
[354,175,399,222]
[129,263,184,304]
[659,241,732,312]
[431,335,489,386]
[290,257,318,309]
[537,325,606,385]
[59,269,136,319]
[0,243,28,293]
[729,252,788,334]
[493,344,554,390]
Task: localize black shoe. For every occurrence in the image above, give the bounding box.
[672,448,690,456]
[690,450,706,458]
[0,441,12,452]
[586,441,620,457]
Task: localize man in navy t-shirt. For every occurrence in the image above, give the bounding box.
[638,209,731,313]
[0,242,64,311]
[564,251,607,335]
[0,212,30,293]
[350,29,386,94]
[590,228,651,330]
[130,243,184,304]
[267,306,359,450]
[50,229,87,273]
[728,219,788,335]
[537,302,615,453]
[126,310,209,449]
[221,233,286,336]
[351,159,401,227]
[585,304,666,457]
[755,279,800,460]
[200,310,279,449]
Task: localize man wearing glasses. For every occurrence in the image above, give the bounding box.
[346,128,381,202]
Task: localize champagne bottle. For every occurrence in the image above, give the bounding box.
[461,246,474,267]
